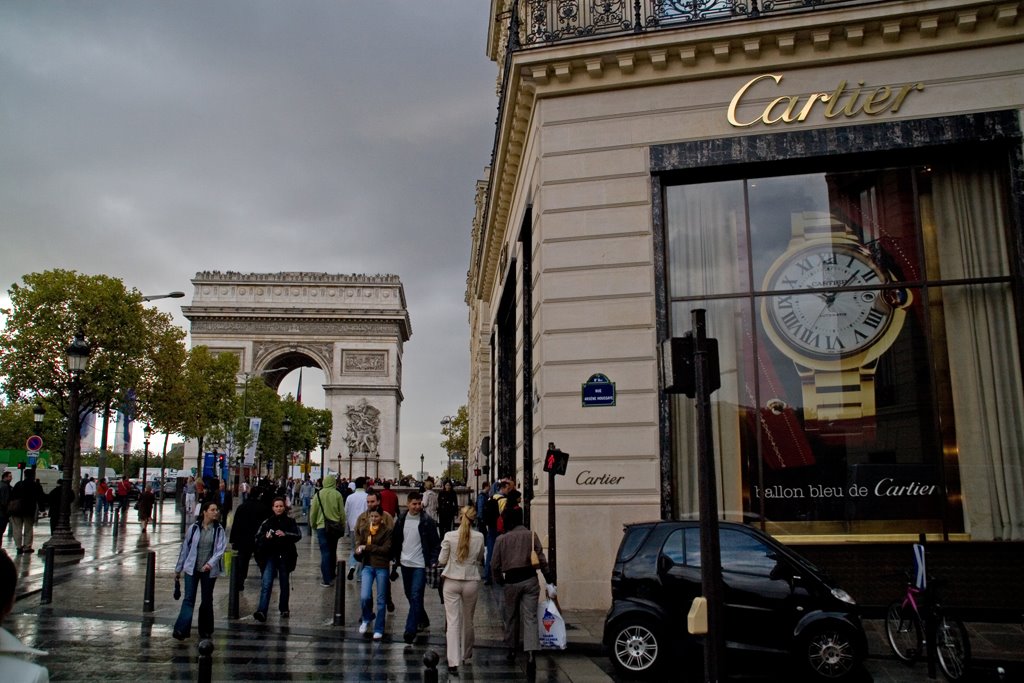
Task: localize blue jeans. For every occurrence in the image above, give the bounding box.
[316,528,339,584]
[302,496,312,517]
[359,566,389,634]
[257,556,290,615]
[174,571,216,637]
[401,566,427,634]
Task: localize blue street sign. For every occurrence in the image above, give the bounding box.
[582,373,616,407]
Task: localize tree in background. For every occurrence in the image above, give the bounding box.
[0,270,180,491]
[440,405,469,483]
[179,346,239,475]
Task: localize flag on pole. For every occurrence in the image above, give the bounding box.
[79,408,96,454]
[244,417,262,466]
[296,368,303,405]
[115,389,136,454]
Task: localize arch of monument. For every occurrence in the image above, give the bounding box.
[182,271,411,480]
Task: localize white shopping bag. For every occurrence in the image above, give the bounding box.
[538,597,567,650]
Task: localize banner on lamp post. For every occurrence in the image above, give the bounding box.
[243,417,261,466]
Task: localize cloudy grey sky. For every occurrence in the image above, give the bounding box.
[0,1,497,475]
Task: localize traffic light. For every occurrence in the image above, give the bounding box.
[17,462,24,470]
[543,447,569,476]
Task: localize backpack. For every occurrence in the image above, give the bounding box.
[483,494,503,533]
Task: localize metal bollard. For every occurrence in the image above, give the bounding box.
[142,551,156,612]
[197,638,214,683]
[180,506,187,538]
[422,650,439,683]
[333,560,346,626]
[40,546,55,605]
[227,550,239,619]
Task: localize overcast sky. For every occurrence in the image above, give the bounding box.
[0,1,497,476]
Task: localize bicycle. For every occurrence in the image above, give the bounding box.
[885,571,971,681]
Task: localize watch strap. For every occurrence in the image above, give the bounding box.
[798,362,878,443]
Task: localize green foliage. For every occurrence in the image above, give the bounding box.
[441,405,469,458]
[179,346,239,443]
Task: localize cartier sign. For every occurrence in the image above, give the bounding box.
[727,74,925,128]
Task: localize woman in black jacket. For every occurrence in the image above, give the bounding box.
[437,481,459,533]
[253,497,301,622]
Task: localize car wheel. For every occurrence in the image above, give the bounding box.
[608,617,664,677]
[799,623,862,681]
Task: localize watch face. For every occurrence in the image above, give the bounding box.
[763,243,894,360]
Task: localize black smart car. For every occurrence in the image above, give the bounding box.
[603,521,866,680]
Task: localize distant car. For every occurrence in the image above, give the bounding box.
[603,520,866,680]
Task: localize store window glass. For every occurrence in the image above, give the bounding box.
[665,161,1024,540]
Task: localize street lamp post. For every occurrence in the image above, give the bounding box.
[140,291,185,302]
[420,453,424,480]
[281,416,292,482]
[318,430,328,481]
[141,424,152,492]
[43,332,90,558]
[348,452,353,480]
[33,404,45,436]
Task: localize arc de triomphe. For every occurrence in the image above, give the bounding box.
[182,271,411,480]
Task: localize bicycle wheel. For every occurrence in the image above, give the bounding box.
[885,601,921,663]
[935,615,971,682]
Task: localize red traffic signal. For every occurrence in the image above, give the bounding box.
[17,462,25,470]
[543,448,569,476]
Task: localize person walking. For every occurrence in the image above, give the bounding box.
[378,480,399,518]
[421,477,438,521]
[299,478,314,519]
[253,497,301,622]
[115,475,133,522]
[309,475,346,587]
[438,506,485,675]
[173,500,227,641]
[136,485,155,533]
[95,478,109,521]
[355,508,393,640]
[391,491,440,643]
[229,487,271,591]
[344,477,368,580]
[184,477,196,520]
[1,549,49,683]
[490,505,551,670]
[9,470,45,555]
[81,476,95,521]
[438,481,459,534]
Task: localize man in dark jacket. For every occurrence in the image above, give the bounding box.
[390,491,440,643]
[228,489,272,590]
[10,469,46,553]
[0,470,12,539]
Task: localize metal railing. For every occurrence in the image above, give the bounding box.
[518,0,866,47]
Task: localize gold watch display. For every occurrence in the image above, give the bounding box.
[760,212,912,441]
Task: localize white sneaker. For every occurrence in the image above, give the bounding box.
[373,632,383,640]
[358,621,369,634]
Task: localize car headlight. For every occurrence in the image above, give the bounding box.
[831,587,856,605]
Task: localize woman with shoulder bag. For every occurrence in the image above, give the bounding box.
[438,506,485,675]
[253,497,301,622]
[355,508,393,640]
[173,500,227,641]
[489,505,551,670]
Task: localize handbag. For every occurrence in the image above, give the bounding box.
[530,532,541,569]
[173,577,181,601]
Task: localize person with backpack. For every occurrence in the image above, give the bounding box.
[309,475,346,587]
[173,500,227,641]
[482,479,513,585]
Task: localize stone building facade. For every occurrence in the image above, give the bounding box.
[467,1,1024,610]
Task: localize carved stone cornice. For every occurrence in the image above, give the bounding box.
[476,0,1022,300]
[191,319,403,338]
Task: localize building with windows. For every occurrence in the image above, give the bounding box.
[467,1,1024,610]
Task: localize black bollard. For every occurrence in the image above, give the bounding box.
[422,650,439,683]
[333,560,346,626]
[143,551,156,612]
[180,506,187,538]
[227,550,239,620]
[197,638,214,683]
[40,545,55,605]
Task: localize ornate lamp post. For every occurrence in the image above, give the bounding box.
[141,424,152,491]
[281,416,292,480]
[420,453,424,480]
[318,429,328,481]
[348,452,354,480]
[43,332,90,557]
[33,403,45,435]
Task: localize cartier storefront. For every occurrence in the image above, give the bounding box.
[472,1,1024,610]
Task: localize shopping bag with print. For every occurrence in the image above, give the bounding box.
[537,597,567,650]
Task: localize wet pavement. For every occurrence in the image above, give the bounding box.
[4,501,1022,681]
